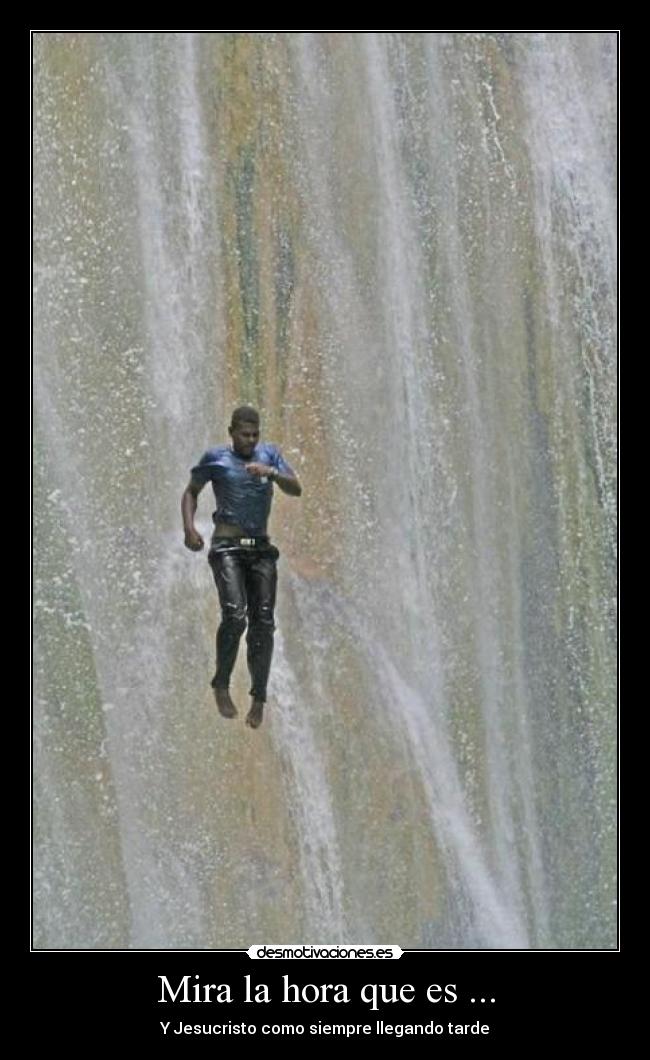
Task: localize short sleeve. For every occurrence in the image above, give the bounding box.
[190,450,217,487]
[270,446,297,479]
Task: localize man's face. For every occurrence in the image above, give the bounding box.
[230,421,260,457]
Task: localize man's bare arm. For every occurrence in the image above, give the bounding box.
[273,469,302,496]
[245,463,302,496]
[181,479,205,550]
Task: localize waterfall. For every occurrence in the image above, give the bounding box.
[33,31,617,949]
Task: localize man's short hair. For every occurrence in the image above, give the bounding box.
[231,405,260,429]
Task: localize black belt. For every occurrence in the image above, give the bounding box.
[211,535,270,549]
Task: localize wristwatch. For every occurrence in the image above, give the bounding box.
[269,467,278,481]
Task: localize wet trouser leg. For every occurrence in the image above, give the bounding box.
[208,546,278,701]
[209,551,248,691]
[245,552,277,702]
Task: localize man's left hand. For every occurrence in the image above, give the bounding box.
[245,462,274,478]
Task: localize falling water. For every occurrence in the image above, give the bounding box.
[33,32,617,949]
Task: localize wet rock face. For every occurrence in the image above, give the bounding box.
[34,32,616,949]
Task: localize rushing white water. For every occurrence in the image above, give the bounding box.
[33,32,617,949]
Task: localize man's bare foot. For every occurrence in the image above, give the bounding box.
[214,687,237,718]
[246,698,265,729]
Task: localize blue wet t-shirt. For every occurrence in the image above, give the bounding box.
[190,442,296,535]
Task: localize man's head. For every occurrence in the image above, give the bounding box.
[229,406,260,457]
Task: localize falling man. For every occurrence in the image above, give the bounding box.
[182,406,302,729]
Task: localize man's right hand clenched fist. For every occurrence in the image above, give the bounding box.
[184,528,204,551]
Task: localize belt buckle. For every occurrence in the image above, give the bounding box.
[241,537,255,547]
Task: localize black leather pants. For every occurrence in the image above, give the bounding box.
[208,540,279,702]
